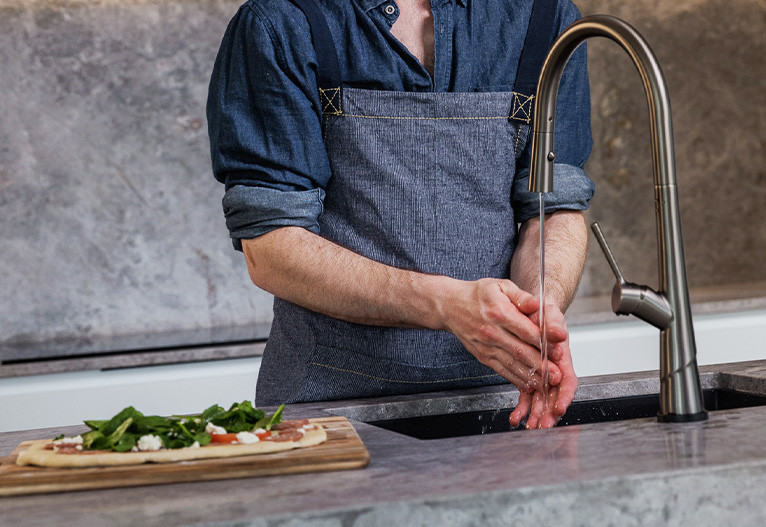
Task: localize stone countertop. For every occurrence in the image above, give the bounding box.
[3,361,766,526]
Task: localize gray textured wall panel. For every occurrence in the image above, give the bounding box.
[0,1,273,360]
[576,0,766,305]
[0,0,763,360]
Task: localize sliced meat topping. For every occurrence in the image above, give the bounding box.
[272,419,309,430]
[266,430,304,442]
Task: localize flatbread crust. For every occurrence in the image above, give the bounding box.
[16,426,327,468]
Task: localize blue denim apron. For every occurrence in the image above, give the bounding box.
[256,0,557,405]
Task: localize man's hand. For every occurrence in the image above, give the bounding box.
[440,279,564,393]
[508,299,578,429]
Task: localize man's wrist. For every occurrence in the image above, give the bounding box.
[407,273,458,332]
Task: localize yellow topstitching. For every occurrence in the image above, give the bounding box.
[309,362,501,384]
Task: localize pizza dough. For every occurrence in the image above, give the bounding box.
[16,424,327,468]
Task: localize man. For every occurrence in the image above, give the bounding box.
[207,0,594,429]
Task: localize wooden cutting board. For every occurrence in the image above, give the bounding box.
[0,416,369,497]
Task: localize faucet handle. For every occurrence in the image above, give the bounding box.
[590,222,674,330]
[590,222,625,284]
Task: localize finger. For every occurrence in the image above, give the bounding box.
[509,392,533,427]
[526,392,545,430]
[495,282,543,347]
[516,292,539,316]
[484,330,545,375]
[490,345,562,389]
[546,339,565,363]
[527,303,568,356]
[553,372,578,417]
[544,304,569,345]
[544,359,563,386]
[497,280,536,312]
[488,346,547,388]
[551,354,578,417]
[485,357,537,393]
[539,385,561,429]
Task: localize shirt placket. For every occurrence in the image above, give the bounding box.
[431,0,454,92]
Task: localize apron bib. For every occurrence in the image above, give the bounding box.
[256,0,556,405]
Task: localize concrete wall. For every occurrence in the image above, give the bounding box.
[0,0,763,360]
[575,0,766,314]
[0,0,272,360]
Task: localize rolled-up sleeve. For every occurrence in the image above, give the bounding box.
[222,186,325,251]
[206,3,331,251]
[512,0,595,224]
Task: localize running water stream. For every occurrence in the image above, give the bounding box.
[539,194,549,410]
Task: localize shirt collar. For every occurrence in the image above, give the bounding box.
[354,0,467,13]
[436,0,468,7]
[355,0,392,13]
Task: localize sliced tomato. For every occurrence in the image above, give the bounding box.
[209,430,271,443]
[209,433,238,444]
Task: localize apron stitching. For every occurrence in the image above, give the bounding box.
[330,114,509,121]
[319,87,342,115]
[514,126,522,157]
[310,362,502,384]
[509,92,534,124]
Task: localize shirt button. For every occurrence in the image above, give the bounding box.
[384,4,396,15]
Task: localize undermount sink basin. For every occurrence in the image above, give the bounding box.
[367,389,766,440]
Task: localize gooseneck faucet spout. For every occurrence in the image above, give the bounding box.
[529,15,707,422]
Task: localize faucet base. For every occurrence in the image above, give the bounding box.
[657,410,708,423]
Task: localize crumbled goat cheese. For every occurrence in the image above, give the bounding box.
[136,434,163,451]
[254,428,267,435]
[205,423,227,435]
[188,441,200,449]
[53,435,83,446]
[235,432,259,444]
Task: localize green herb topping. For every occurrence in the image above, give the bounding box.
[72,401,284,452]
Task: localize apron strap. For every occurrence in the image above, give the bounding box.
[510,0,558,124]
[285,0,343,114]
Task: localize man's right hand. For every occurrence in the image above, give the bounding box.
[439,278,562,394]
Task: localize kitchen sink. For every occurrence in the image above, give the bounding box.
[366,388,766,440]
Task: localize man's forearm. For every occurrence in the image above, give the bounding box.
[242,227,450,329]
[510,211,588,311]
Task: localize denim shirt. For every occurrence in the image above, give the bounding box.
[207,0,594,250]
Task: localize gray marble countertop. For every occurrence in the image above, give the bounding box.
[3,360,766,526]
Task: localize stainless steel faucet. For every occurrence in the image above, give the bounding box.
[528,15,707,422]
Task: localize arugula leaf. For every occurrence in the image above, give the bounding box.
[108,417,133,443]
[199,404,226,422]
[165,437,188,449]
[134,415,173,434]
[209,401,267,433]
[194,432,211,446]
[81,429,103,450]
[88,433,112,451]
[113,432,137,453]
[101,407,142,437]
[83,420,108,431]
[254,404,285,430]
